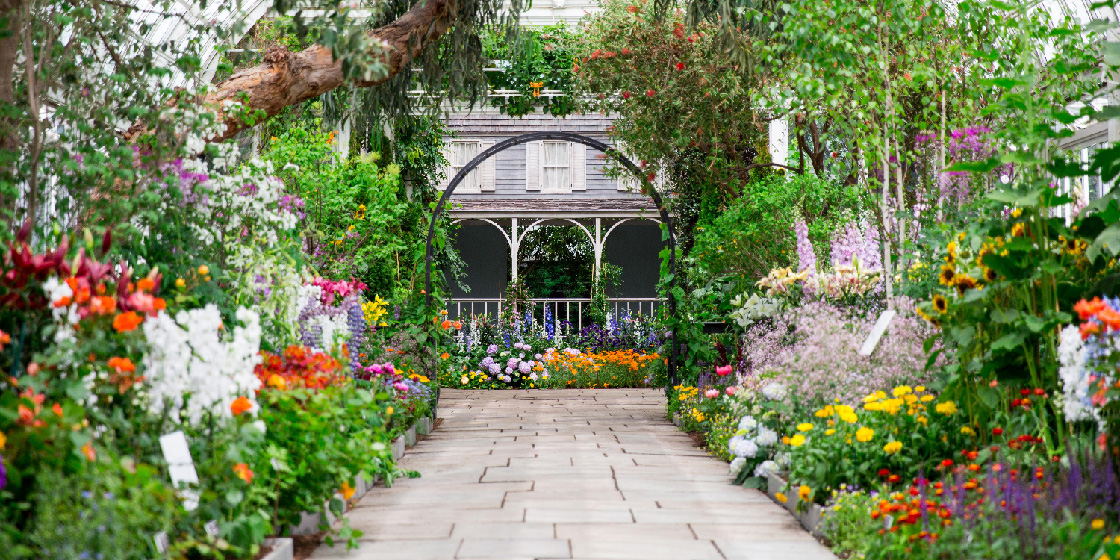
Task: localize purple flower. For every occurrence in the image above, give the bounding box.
[486,344,498,355]
[0,452,6,490]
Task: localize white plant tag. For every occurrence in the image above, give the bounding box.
[153,531,170,553]
[883,513,894,530]
[160,431,200,511]
[859,309,897,356]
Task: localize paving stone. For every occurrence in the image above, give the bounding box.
[569,538,723,560]
[308,389,835,560]
[457,538,572,559]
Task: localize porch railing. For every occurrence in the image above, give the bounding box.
[447,297,662,331]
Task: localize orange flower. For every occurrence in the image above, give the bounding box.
[1098,307,1120,331]
[441,352,450,360]
[230,396,253,416]
[340,480,356,500]
[1075,297,1107,320]
[112,311,143,332]
[108,356,136,373]
[136,278,155,292]
[233,463,254,483]
[17,404,37,426]
[0,330,8,349]
[53,296,72,308]
[89,295,117,315]
[81,442,97,461]
[52,403,63,416]
[441,320,452,329]
[453,321,462,329]
[1081,321,1101,340]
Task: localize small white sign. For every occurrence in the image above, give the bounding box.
[160,431,200,511]
[153,532,170,553]
[859,309,897,356]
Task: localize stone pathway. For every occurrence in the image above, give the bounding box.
[309,389,836,560]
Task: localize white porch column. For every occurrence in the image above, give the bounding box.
[511,218,519,282]
[593,218,603,281]
[768,118,788,167]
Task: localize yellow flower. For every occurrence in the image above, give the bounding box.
[789,434,806,447]
[835,405,854,416]
[935,401,959,415]
[814,406,833,418]
[961,426,976,436]
[0,430,5,450]
[883,441,903,454]
[839,412,858,424]
[892,386,913,397]
[1092,519,1105,530]
[386,406,393,416]
[175,278,186,288]
[340,481,356,500]
[916,416,928,426]
[915,386,925,392]
[825,429,836,436]
[197,265,209,275]
[856,427,874,442]
[798,485,811,501]
[797,423,814,432]
[920,395,935,402]
[1011,208,1022,218]
[776,492,787,503]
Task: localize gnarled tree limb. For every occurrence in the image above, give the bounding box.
[132,0,456,143]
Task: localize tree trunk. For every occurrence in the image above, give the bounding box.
[129,0,456,143]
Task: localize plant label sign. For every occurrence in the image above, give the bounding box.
[859,309,896,356]
[160,431,200,511]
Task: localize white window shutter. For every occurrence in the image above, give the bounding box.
[438,143,453,191]
[570,143,586,191]
[525,141,541,191]
[480,141,496,191]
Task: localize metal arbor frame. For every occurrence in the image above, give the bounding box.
[423,131,680,386]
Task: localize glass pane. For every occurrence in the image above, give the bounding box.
[542,142,568,190]
[452,142,479,189]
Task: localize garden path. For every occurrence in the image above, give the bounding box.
[308,389,836,560]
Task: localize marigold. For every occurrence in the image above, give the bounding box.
[775,492,787,503]
[789,434,806,447]
[230,396,253,416]
[112,311,143,333]
[935,401,959,415]
[797,423,814,432]
[340,480,356,500]
[883,441,903,454]
[856,427,875,442]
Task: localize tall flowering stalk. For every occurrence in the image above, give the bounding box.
[794,216,817,294]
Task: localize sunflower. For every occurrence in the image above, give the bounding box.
[955,274,978,294]
[932,294,948,314]
[1011,223,1025,237]
[983,267,998,282]
[939,264,956,286]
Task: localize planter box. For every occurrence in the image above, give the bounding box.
[405,425,417,447]
[287,510,322,536]
[800,502,824,535]
[391,436,405,460]
[261,538,293,560]
[416,416,433,436]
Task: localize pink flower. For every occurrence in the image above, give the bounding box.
[715,365,733,376]
[393,382,409,392]
[725,387,737,396]
[704,389,719,399]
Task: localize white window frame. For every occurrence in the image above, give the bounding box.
[540,141,571,193]
[440,139,496,193]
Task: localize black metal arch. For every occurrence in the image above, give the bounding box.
[423,131,679,386]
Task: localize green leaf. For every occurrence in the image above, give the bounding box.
[950,326,975,346]
[991,332,1025,351]
[976,386,1000,409]
[990,308,1020,323]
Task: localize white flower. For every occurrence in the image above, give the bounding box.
[729,457,746,475]
[774,451,791,468]
[142,305,262,425]
[1058,325,1098,422]
[754,460,779,477]
[737,415,758,432]
[730,437,759,458]
[761,382,787,401]
[755,426,778,447]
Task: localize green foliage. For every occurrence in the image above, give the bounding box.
[256,386,393,534]
[690,173,862,287]
[483,25,578,117]
[518,225,595,298]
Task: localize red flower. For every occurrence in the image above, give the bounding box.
[1020,389,1030,396]
[645,89,655,97]
[622,48,631,55]
[230,396,253,416]
[675,62,685,71]
[622,91,631,100]
[1033,388,1046,396]
[233,463,254,483]
[992,427,1003,436]
[878,468,891,477]
[940,459,953,468]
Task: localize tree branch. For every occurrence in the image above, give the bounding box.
[174,0,458,143]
